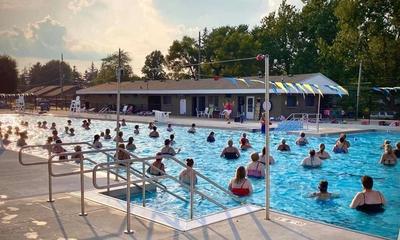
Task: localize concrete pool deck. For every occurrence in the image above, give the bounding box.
[0,149,387,240]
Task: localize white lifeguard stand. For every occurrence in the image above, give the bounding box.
[70,96,81,113]
[15,96,25,112]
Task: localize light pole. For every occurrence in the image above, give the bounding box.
[356,60,362,121]
[264,54,270,220]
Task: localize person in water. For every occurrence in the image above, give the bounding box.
[381,140,391,149]
[310,180,337,200]
[239,133,252,150]
[113,131,124,142]
[220,140,240,159]
[37,121,42,128]
[228,166,253,196]
[53,139,67,160]
[316,143,330,160]
[149,126,159,138]
[337,133,350,149]
[394,142,400,158]
[187,123,196,133]
[126,137,136,151]
[207,132,215,143]
[104,129,112,139]
[42,121,48,129]
[69,128,75,136]
[295,132,309,146]
[148,122,155,129]
[2,133,11,145]
[350,175,386,213]
[379,144,397,165]
[50,122,56,130]
[92,134,102,149]
[134,125,139,135]
[121,119,127,126]
[64,126,69,134]
[169,134,176,145]
[67,120,72,126]
[72,145,84,164]
[166,123,173,132]
[52,130,60,142]
[301,149,322,168]
[16,132,27,147]
[277,139,290,151]
[246,152,265,178]
[161,139,180,156]
[147,152,165,176]
[259,146,275,165]
[115,143,131,166]
[179,158,197,185]
[333,137,348,153]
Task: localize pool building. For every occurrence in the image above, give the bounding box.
[77,73,344,119]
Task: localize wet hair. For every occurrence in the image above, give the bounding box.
[118,143,125,149]
[65,126,69,131]
[339,137,345,143]
[281,139,286,144]
[251,152,259,161]
[74,145,82,151]
[300,132,305,137]
[186,158,194,167]
[70,128,75,133]
[153,126,157,131]
[67,120,72,124]
[56,139,62,144]
[319,143,325,152]
[105,128,110,134]
[134,125,139,129]
[118,131,123,137]
[361,175,373,190]
[319,180,328,193]
[168,123,172,127]
[122,119,126,122]
[309,149,316,157]
[170,134,175,140]
[37,121,42,126]
[234,166,246,184]
[93,134,100,143]
[242,133,247,137]
[47,136,53,142]
[4,133,9,139]
[228,139,233,146]
[164,139,171,145]
[51,122,56,126]
[52,130,58,135]
[100,132,104,136]
[155,152,163,160]
[210,131,215,136]
[128,137,133,143]
[42,121,47,125]
[191,123,196,127]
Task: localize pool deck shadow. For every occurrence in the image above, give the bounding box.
[0,149,386,240]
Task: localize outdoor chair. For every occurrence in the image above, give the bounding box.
[196,108,204,117]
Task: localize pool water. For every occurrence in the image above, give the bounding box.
[1,114,399,239]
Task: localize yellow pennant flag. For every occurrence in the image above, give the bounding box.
[275,82,288,93]
[295,83,308,94]
[303,84,316,95]
[285,82,299,93]
[312,84,324,97]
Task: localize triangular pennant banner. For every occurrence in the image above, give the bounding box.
[275,82,288,93]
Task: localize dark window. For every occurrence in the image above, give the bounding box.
[305,95,315,107]
[207,96,219,107]
[163,96,172,105]
[287,95,297,107]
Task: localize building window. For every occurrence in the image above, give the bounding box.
[287,95,297,107]
[163,96,172,105]
[207,96,219,108]
[305,95,315,107]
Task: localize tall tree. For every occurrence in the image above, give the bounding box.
[141,50,167,80]
[17,67,30,91]
[0,55,18,93]
[83,62,98,86]
[95,50,133,83]
[72,65,83,85]
[29,60,72,86]
[166,36,199,79]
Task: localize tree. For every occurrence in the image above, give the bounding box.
[95,50,133,84]
[29,60,72,86]
[72,65,83,86]
[166,36,199,79]
[0,55,18,93]
[17,67,30,91]
[83,62,98,86]
[141,50,167,80]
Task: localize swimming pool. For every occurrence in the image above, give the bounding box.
[1,114,399,239]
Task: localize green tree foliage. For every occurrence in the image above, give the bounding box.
[95,50,134,83]
[165,36,199,79]
[83,62,98,86]
[0,55,18,93]
[29,60,72,86]
[141,50,167,80]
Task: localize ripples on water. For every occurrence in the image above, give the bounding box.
[1,114,399,239]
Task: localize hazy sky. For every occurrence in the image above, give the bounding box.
[0,0,303,74]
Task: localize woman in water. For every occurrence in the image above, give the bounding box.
[179,158,197,185]
[337,133,350,149]
[147,153,165,176]
[239,133,252,150]
[52,139,67,160]
[134,125,139,135]
[301,149,322,168]
[161,139,180,156]
[187,123,196,133]
[207,132,215,143]
[148,122,155,129]
[126,137,136,151]
[259,146,275,165]
[149,126,159,138]
[333,137,348,153]
[350,175,385,213]
[92,134,102,149]
[116,143,131,166]
[104,129,112,139]
[220,140,240,159]
[114,131,124,142]
[277,139,290,151]
[246,152,265,178]
[310,180,336,200]
[166,123,173,132]
[316,143,330,160]
[295,132,309,146]
[228,166,253,196]
[379,144,397,165]
[72,145,83,164]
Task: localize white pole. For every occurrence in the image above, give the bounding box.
[316,94,321,133]
[116,49,121,136]
[265,54,270,220]
[356,60,362,121]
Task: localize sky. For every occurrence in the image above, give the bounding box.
[0,0,303,74]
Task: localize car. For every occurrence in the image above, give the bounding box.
[370,111,397,119]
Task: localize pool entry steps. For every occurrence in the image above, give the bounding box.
[18,141,251,234]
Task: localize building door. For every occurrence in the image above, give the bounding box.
[191,96,206,116]
[148,96,161,111]
[246,96,255,119]
[180,98,186,115]
[191,97,197,116]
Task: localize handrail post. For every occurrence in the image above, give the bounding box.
[79,155,87,216]
[189,165,194,220]
[142,161,146,207]
[107,156,110,193]
[124,162,133,234]
[47,154,54,203]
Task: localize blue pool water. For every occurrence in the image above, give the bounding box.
[1,114,399,239]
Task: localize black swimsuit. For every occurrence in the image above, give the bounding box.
[356,192,384,213]
[224,152,239,159]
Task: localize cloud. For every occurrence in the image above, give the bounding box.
[67,0,96,14]
[0,15,103,60]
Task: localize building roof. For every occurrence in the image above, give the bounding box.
[77,73,347,95]
[31,86,60,96]
[24,86,46,94]
[42,85,78,97]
